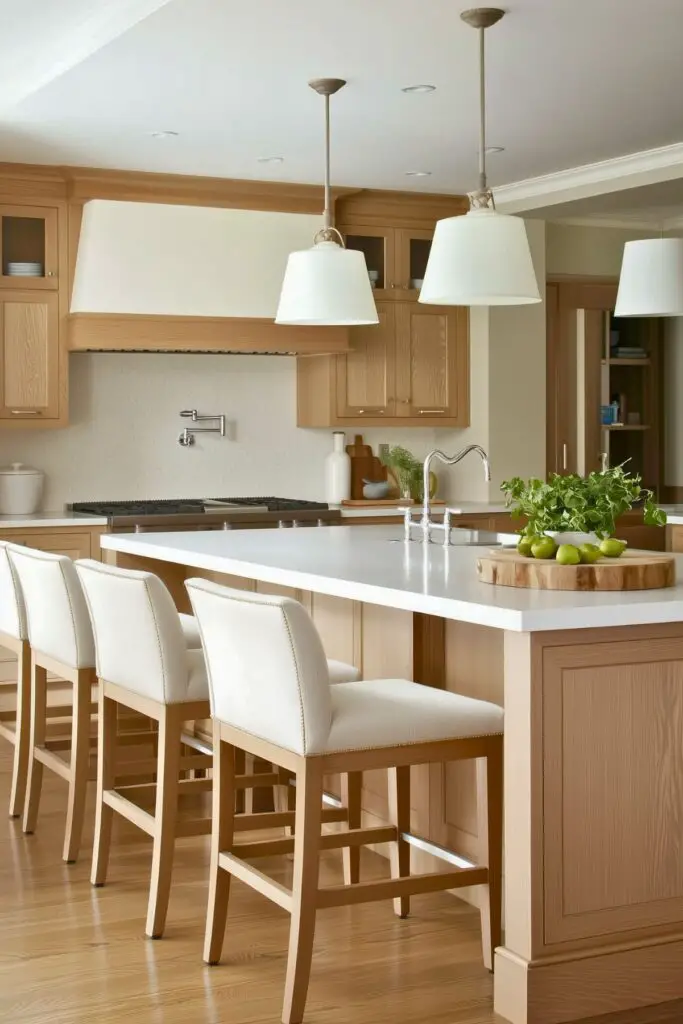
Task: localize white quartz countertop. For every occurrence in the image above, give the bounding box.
[101,525,683,633]
[0,511,108,528]
[336,501,510,519]
[662,505,683,526]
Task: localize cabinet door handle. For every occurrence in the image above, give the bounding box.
[47,271,56,277]
[418,408,446,415]
[357,408,385,414]
[10,409,42,415]
[398,398,411,404]
[562,442,568,470]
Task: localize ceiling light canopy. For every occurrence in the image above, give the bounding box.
[419,8,540,307]
[276,79,378,327]
[405,170,432,177]
[614,237,683,317]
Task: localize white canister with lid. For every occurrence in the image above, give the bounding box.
[0,463,45,515]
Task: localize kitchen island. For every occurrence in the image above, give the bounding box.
[101,525,683,1024]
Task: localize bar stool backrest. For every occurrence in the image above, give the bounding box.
[9,544,94,669]
[76,559,190,703]
[186,577,332,755]
[0,541,27,641]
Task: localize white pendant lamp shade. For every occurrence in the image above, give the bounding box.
[276,241,378,325]
[614,238,683,317]
[419,7,541,309]
[419,208,540,306]
[276,77,378,328]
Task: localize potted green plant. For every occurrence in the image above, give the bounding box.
[501,464,666,551]
[379,445,437,501]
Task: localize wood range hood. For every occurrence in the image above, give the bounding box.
[68,199,350,355]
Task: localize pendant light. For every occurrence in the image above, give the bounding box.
[614,237,683,317]
[276,79,378,326]
[419,8,540,307]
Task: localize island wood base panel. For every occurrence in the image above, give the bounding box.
[494,941,683,1024]
[105,550,683,1024]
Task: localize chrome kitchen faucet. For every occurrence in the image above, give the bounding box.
[402,445,492,545]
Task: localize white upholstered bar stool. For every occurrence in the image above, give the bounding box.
[75,558,219,939]
[0,541,30,818]
[186,578,504,1024]
[8,544,98,864]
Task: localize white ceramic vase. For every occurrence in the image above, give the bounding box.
[324,432,351,504]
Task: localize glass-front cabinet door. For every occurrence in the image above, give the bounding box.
[340,224,395,299]
[395,227,433,297]
[0,206,59,290]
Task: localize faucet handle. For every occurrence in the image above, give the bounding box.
[442,508,452,547]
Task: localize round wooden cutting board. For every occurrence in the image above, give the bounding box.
[477,549,676,591]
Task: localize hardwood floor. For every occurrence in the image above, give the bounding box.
[0,744,498,1024]
[4,743,683,1024]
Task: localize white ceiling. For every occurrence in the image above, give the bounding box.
[535,178,683,227]
[2,0,683,195]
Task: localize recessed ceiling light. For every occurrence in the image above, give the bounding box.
[405,170,432,177]
[485,146,505,154]
[257,156,284,164]
[402,84,436,94]
[150,130,179,138]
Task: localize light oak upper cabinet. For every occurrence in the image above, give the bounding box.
[0,292,60,421]
[0,206,59,290]
[297,300,469,428]
[394,303,468,421]
[335,304,396,418]
[341,223,432,298]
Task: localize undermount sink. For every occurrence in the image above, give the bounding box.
[389,528,518,547]
[444,529,518,547]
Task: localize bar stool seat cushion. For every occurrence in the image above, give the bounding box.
[323,679,503,754]
[327,659,361,684]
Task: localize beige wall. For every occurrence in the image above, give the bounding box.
[487,219,546,493]
[546,222,657,278]
[0,354,450,509]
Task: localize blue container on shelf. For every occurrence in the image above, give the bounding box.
[601,404,615,425]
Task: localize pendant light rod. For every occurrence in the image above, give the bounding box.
[309,78,346,236]
[460,8,504,200]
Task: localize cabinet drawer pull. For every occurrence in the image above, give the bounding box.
[10,409,42,415]
[418,408,446,414]
[47,271,56,277]
[357,408,385,414]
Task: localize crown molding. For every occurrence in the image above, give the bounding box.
[546,216,660,232]
[494,142,683,214]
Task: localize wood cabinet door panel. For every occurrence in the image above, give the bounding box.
[3,532,92,560]
[0,205,59,291]
[336,302,395,418]
[394,302,468,423]
[0,292,59,419]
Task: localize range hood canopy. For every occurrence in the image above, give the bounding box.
[70,199,323,318]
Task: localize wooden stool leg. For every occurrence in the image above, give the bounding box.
[204,728,236,965]
[63,669,93,863]
[8,641,31,819]
[388,765,411,918]
[243,752,256,814]
[22,661,47,835]
[146,706,182,939]
[341,771,362,884]
[282,759,323,1024]
[476,740,504,971]
[92,690,118,886]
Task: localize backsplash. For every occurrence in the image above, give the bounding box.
[0,353,481,508]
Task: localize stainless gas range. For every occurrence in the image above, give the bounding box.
[69,497,341,533]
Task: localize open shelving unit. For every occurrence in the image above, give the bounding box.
[598,312,662,489]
